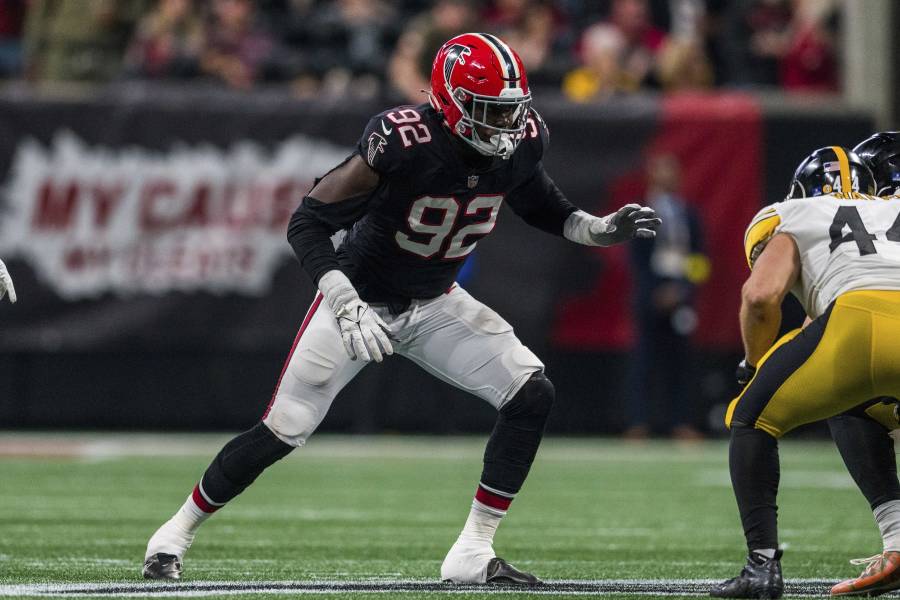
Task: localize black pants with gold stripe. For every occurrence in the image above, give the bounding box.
[725,290,900,550]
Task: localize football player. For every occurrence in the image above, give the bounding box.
[823,132,900,597]
[710,145,900,599]
[142,33,660,584]
[0,259,15,303]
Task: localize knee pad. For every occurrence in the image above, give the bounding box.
[263,396,324,447]
[291,345,339,387]
[501,372,555,422]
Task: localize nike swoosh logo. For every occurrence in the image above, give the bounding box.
[381,120,392,135]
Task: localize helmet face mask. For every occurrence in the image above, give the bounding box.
[786,146,876,200]
[431,33,531,159]
[452,88,531,157]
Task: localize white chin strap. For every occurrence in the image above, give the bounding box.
[490,134,515,158]
[467,132,515,159]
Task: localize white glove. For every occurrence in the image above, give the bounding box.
[0,259,16,303]
[564,205,661,247]
[318,270,393,363]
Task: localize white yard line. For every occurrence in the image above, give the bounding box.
[0,579,851,598]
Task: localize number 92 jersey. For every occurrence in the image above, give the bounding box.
[744,193,900,318]
[341,103,549,303]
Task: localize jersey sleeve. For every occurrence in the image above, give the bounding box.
[743,203,784,268]
[356,109,414,178]
[506,163,578,236]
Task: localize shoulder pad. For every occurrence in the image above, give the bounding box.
[744,204,782,268]
[357,105,434,176]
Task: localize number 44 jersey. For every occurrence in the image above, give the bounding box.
[745,193,900,319]
[337,102,568,305]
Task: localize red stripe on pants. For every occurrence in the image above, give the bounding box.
[261,292,324,419]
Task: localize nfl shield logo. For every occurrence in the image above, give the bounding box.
[467,175,479,189]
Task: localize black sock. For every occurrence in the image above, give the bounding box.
[481,373,554,494]
[829,413,900,510]
[199,422,294,505]
[729,425,780,552]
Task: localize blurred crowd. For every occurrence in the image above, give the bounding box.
[0,0,842,100]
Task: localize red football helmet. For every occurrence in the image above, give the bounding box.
[429,33,531,159]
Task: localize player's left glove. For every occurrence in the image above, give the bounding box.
[736,359,756,386]
[334,298,393,363]
[0,259,16,303]
[591,204,661,245]
[563,205,661,247]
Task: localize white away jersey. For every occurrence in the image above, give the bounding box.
[744,193,900,318]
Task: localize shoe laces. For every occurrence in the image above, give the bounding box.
[850,554,883,575]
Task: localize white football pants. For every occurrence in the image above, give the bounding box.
[262,284,544,446]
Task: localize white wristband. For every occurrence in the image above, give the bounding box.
[317,270,360,314]
[563,210,610,247]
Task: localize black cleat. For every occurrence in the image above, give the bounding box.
[142,553,182,580]
[711,550,783,599]
[485,557,542,585]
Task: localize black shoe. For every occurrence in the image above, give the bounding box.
[142,553,182,580]
[485,557,542,585]
[710,550,783,599]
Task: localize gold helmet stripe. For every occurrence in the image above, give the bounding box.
[830,146,852,193]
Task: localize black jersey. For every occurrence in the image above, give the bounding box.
[335,103,575,304]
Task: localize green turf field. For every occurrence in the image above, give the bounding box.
[0,434,889,598]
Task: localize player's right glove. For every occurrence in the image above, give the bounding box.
[318,270,393,363]
[0,259,16,303]
[736,359,756,386]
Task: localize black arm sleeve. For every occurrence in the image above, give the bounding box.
[287,195,369,285]
[506,163,578,237]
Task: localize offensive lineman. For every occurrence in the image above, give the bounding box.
[823,132,900,597]
[142,33,660,584]
[710,146,900,599]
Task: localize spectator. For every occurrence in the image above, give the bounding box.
[721,0,793,87]
[200,0,274,90]
[606,0,666,86]
[483,0,532,32]
[126,0,203,79]
[562,0,666,101]
[388,0,476,103]
[562,24,627,101]
[303,0,396,98]
[0,0,25,78]
[255,0,318,95]
[624,154,709,440]
[488,0,573,87]
[23,0,148,86]
[655,38,713,91]
[721,0,838,91]
[779,0,838,92]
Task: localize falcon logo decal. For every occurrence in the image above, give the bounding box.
[443,44,472,83]
[367,132,387,167]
